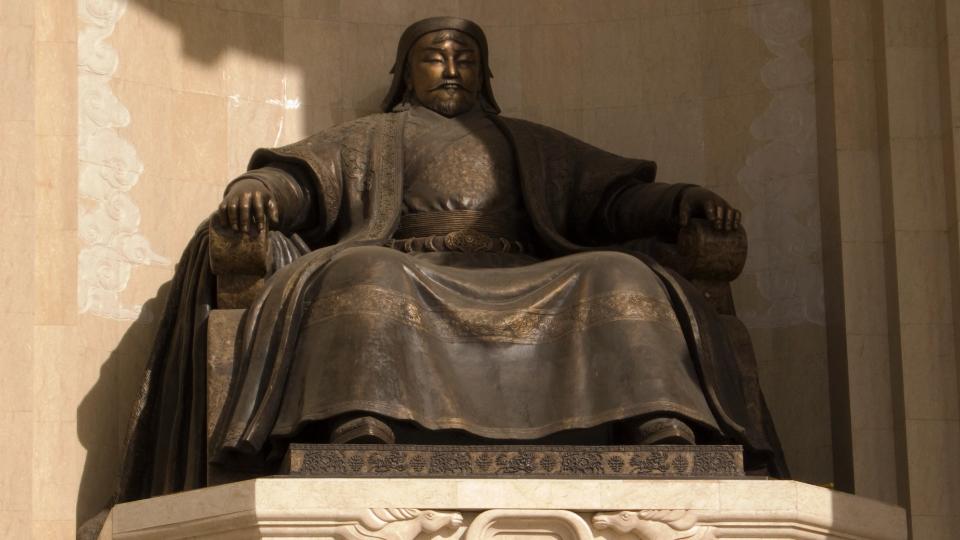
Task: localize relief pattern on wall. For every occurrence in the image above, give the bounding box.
[739,0,824,328]
[78,0,168,320]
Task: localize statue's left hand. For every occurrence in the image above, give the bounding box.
[677,186,741,232]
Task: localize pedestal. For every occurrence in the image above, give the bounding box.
[99,478,906,539]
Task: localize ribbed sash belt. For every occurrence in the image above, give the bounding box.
[388,210,526,254]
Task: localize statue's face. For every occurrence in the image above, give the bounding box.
[406,30,481,117]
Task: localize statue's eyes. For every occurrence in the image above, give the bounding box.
[425,511,436,519]
[619,512,631,520]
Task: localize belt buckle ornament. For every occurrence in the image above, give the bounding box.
[444,229,493,252]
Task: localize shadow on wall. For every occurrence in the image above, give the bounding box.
[76,0,836,532]
[76,285,168,529]
[75,1,413,529]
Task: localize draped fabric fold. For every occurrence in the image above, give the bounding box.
[103,111,788,536]
[113,224,308,502]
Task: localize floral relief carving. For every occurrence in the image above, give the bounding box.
[78,0,168,320]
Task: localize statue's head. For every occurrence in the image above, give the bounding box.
[381,17,501,116]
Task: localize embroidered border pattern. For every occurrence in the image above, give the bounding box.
[284,444,744,478]
[303,284,678,344]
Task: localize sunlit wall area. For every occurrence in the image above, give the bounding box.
[3,1,958,538]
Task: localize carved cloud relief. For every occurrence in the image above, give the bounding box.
[739,0,824,328]
[78,0,168,320]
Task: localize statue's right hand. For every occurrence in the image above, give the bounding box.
[217,178,281,234]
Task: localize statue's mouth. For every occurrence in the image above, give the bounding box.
[434,82,464,91]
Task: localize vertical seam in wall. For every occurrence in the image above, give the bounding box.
[936,0,960,442]
[871,0,912,522]
[811,0,854,494]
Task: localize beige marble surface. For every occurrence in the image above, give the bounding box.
[6,0,960,538]
[103,478,907,540]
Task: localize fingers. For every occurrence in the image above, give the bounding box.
[218,199,229,227]
[252,191,267,232]
[722,206,734,231]
[238,192,252,233]
[733,209,742,230]
[704,200,722,230]
[228,196,241,232]
[268,198,280,226]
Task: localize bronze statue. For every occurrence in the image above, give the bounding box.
[113,16,787,505]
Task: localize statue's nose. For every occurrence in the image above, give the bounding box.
[442,58,458,79]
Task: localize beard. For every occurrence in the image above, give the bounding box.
[425,92,474,117]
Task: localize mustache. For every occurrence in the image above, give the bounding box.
[431,80,465,90]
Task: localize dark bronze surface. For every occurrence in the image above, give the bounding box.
[108,19,790,532]
[283,444,744,478]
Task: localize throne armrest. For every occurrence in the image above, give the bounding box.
[208,220,273,309]
[648,218,747,315]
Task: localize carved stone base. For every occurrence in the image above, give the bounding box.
[100,478,907,540]
[282,444,744,478]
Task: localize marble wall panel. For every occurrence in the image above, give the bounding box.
[0,26,34,123]
[900,323,958,421]
[459,0,519,26]
[519,24,585,111]
[0,313,34,414]
[170,92,229,183]
[227,97,286,177]
[12,2,844,535]
[840,242,890,335]
[884,47,943,140]
[890,138,948,232]
[283,18,342,136]
[0,0,33,26]
[579,21,643,109]
[904,419,960,516]
[638,12,703,106]
[883,0,939,48]
[0,5,36,535]
[894,231,953,325]
[34,229,77,326]
[35,0,75,43]
[221,10,285,103]
[828,0,875,61]
[111,2,184,90]
[215,0,283,16]
[836,150,885,242]
[284,0,340,21]
[341,0,457,25]
[340,22,405,114]
[701,5,770,100]
[479,25,522,114]
[850,427,899,503]
[168,2,231,96]
[0,411,32,512]
[833,61,880,151]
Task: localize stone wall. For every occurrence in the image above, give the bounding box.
[3,0,958,538]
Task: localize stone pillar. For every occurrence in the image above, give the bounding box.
[0,1,37,537]
[813,0,960,536]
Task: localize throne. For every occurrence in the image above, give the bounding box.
[204,219,762,483]
[106,220,911,540]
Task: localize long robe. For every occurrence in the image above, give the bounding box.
[236,106,720,445]
[114,109,788,510]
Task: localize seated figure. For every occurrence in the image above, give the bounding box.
[115,17,787,503]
